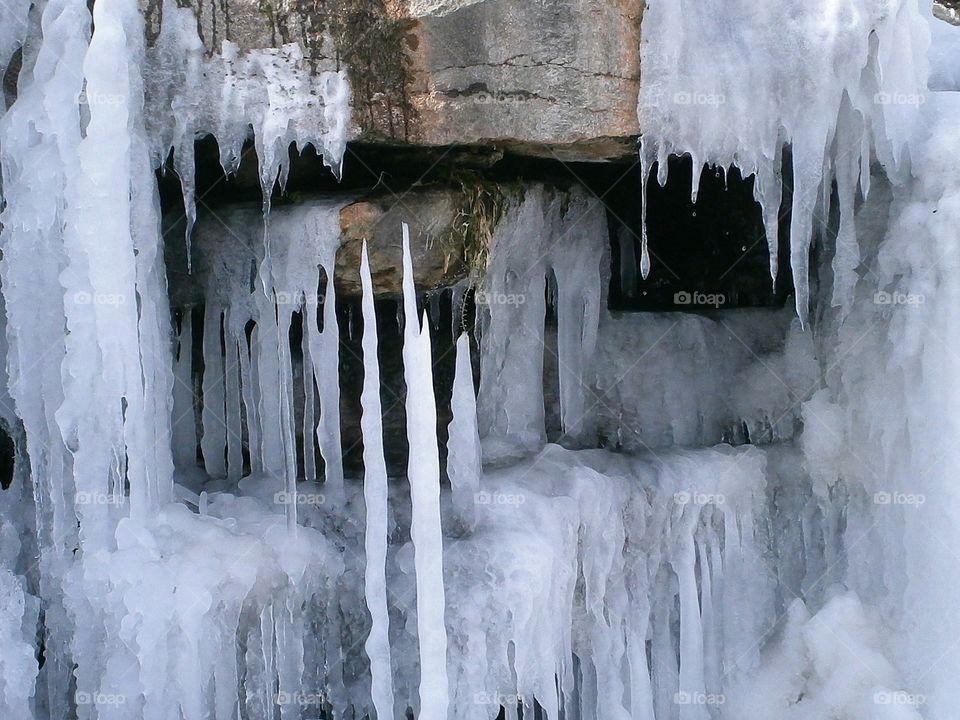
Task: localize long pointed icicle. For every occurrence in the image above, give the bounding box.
[447,333,481,530]
[401,223,449,719]
[359,243,395,719]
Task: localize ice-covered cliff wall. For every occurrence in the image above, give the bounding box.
[0,0,959,718]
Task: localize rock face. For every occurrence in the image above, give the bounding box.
[164,188,470,303]
[338,188,468,294]
[141,0,642,161]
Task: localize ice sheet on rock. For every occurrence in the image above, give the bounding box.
[442,443,777,720]
[145,0,351,265]
[0,568,38,720]
[594,308,818,452]
[0,0,31,113]
[58,0,176,534]
[638,0,929,319]
[805,94,960,719]
[476,184,607,463]
[928,5,960,91]
[0,0,91,712]
[724,593,923,720]
[61,490,343,720]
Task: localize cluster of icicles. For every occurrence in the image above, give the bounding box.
[637,0,929,321]
[0,0,938,718]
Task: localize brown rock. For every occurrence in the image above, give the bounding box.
[141,0,643,161]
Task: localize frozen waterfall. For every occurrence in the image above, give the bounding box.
[0,0,958,718]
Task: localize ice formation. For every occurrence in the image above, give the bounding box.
[0,0,958,717]
[476,185,607,462]
[638,0,929,320]
[145,0,351,266]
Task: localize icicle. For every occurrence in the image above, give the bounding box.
[617,227,638,299]
[359,242,396,720]
[690,153,701,204]
[401,223,449,720]
[301,314,317,482]
[240,328,262,474]
[257,307,286,478]
[428,291,442,332]
[639,144,652,279]
[200,304,227,477]
[276,307,299,533]
[673,515,708,720]
[314,257,344,499]
[753,145,783,289]
[787,130,826,325]
[447,334,482,529]
[172,310,196,468]
[225,313,243,480]
[830,101,864,317]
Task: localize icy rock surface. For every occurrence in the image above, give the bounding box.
[595,308,818,451]
[800,92,960,719]
[638,0,929,319]
[0,0,948,715]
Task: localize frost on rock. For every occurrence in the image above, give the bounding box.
[638,0,929,320]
